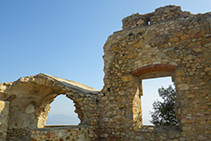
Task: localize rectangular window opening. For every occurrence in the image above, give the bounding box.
[141,76,175,126]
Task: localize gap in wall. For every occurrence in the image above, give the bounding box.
[46,95,80,125]
[141,76,174,125]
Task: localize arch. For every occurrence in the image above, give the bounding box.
[0,73,99,140]
[44,95,80,125]
[36,93,83,128]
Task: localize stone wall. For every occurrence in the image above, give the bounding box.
[0,5,210,141]
[31,125,97,141]
[129,126,181,140]
[0,73,100,140]
[122,5,191,29]
[100,5,211,140]
[0,100,9,141]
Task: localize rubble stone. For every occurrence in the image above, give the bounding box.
[0,5,210,141]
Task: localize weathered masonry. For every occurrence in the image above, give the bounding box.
[0,74,99,140]
[0,5,210,141]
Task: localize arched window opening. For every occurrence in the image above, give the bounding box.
[141,76,174,125]
[46,95,80,125]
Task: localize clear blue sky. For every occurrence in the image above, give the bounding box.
[0,0,210,125]
[0,0,210,89]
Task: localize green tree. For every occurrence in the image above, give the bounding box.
[150,85,178,126]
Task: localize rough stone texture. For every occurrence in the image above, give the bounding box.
[100,5,211,140]
[31,125,96,141]
[0,73,99,140]
[0,5,210,141]
[0,100,9,141]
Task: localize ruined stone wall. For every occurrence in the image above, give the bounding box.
[0,100,9,141]
[0,74,100,140]
[0,5,210,141]
[31,125,97,141]
[100,5,211,140]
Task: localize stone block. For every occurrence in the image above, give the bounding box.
[122,75,133,82]
[177,84,189,90]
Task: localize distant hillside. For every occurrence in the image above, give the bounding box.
[46,114,80,125]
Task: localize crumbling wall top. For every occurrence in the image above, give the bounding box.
[122,5,191,29]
